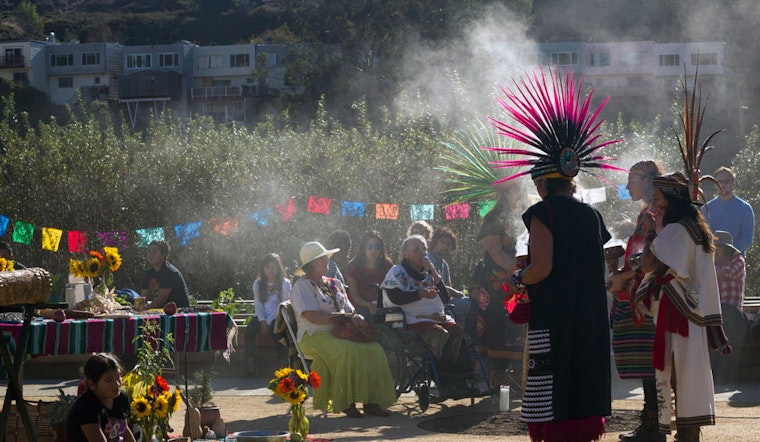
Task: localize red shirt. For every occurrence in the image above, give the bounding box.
[715,253,745,309]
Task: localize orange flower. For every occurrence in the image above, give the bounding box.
[308,371,321,389]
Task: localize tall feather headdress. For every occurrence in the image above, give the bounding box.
[653,66,723,205]
[436,122,527,203]
[485,67,626,182]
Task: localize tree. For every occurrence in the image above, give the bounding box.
[15,1,44,38]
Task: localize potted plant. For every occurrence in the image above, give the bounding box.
[187,369,220,428]
[50,388,77,442]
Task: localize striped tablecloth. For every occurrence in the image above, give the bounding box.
[0,312,234,356]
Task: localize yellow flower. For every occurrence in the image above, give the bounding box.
[275,367,294,379]
[285,388,307,405]
[132,397,151,418]
[83,257,103,278]
[296,370,308,382]
[171,389,182,412]
[104,246,122,272]
[153,396,169,418]
[69,259,85,278]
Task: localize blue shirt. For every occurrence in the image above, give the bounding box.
[427,251,451,286]
[702,196,755,254]
[325,258,345,284]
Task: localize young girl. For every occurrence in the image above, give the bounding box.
[67,353,136,442]
[245,253,292,375]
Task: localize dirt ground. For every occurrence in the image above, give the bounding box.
[154,395,760,441]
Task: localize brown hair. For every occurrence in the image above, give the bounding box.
[630,160,665,203]
[256,253,287,303]
[430,226,458,252]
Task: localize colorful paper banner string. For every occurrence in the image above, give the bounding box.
[136,228,165,247]
[250,209,271,226]
[68,231,87,253]
[0,215,8,237]
[41,227,63,252]
[175,221,202,246]
[478,200,496,217]
[375,204,399,220]
[341,201,365,218]
[444,203,469,220]
[97,231,127,249]
[276,197,295,222]
[12,221,34,245]
[212,216,239,236]
[307,196,332,214]
[410,204,434,221]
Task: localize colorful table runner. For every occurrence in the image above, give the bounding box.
[0,312,233,357]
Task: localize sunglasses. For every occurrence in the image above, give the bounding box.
[365,243,382,250]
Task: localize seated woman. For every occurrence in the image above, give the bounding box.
[290,241,396,418]
[381,235,471,398]
[345,231,394,320]
[245,253,291,376]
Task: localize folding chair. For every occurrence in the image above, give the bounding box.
[274,300,311,372]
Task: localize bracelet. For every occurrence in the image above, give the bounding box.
[511,269,526,289]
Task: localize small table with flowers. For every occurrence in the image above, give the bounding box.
[0,309,235,442]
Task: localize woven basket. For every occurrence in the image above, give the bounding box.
[3,400,56,442]
[0,268,53,307]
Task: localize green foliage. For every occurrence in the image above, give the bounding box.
[188,369,215,408]
[15,1,44,37]
[210,288,254,318]
[131,320,175,385]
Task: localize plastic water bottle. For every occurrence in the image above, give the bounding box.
[499,385,511,411]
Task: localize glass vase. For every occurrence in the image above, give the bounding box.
[288,404,309,442]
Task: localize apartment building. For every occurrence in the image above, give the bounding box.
[0,40,47,92]
[46,42,122,105]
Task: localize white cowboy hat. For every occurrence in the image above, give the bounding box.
[294,241,340,276]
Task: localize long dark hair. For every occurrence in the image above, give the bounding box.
[661,192,715,253]
[355,230,390,269]
[82,353,123,386]
[256,253,286,303]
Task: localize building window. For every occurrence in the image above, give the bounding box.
[50,53,74,67]
[94,76,101,84]
[13,71,28,85]
[691,52,718,66]
[159,53,179,67]
[659,54,680,67]
[4,48,22,65]
[620,51,644,66]
[551,51,578,66]
[126,54,152,69]
[197,55,222,68]
[59,77,73,88]
[82,52,101,65]
[589,51,610,67]
[230,53,250,68]
[212,79,232,86]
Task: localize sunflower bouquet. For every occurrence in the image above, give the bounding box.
[0,257,14,272]
[123,320,181,441]
[69,246,122,297]
[267,367,320,442]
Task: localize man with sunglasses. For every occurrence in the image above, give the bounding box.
[701,166,755,255]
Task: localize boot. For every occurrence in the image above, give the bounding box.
[674,426,701,442]
[619,409,665,442]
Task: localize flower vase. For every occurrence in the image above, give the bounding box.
[288,405,309,442]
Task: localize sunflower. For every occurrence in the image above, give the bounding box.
[279,377,295,394]
[104,246,122,272]
[132,397,151,418]
[275,367,294,379]
[0,257,14,272]
[171,389,182,412]
[83,257,103,278]
[285,388,307,405]
[69,259,85,278]
[153,395,169,418]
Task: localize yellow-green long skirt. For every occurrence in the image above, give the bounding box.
[300,331,396,413]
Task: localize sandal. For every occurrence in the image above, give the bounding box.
[341,403,363,418]
[363,403,390,417]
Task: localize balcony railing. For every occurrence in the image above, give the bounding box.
[191,86,242,99]
[0,55,25,68]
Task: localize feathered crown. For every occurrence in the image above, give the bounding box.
[653,67,723,205]
[485,67,626,182]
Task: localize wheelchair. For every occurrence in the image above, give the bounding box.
[373,287,492,412]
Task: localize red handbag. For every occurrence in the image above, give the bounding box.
[332,315,377,342]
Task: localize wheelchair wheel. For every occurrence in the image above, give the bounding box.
[384,347,408,398]
[417,383,430,412]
